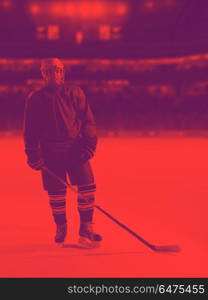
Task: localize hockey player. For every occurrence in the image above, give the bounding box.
[23,58,102,246]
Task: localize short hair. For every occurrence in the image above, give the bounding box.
[40,58,64,71]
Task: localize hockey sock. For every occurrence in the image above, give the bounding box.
[48,191,67,225]
[77,183,96,223]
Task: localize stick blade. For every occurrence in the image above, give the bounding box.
[153,244,181,253]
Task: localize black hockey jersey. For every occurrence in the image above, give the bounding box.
[23,84,97,163]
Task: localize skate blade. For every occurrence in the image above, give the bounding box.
[78,237,100,249]
[55,243,64,248]
[54,241,65,248]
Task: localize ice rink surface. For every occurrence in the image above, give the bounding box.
[0,134,208,277]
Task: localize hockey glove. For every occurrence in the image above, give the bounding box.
[28,157,45,171]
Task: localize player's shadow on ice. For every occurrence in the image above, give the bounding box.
[62,243,93,250]
[62,243,145,256]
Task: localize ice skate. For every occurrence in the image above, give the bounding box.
[78,222,102,248]
[54,222,67,244]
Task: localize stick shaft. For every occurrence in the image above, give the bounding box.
[43,167,86,199]
[95,205,155,251]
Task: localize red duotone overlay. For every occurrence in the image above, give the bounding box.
[0,0,208,278]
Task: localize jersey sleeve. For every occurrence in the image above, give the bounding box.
[23,92,43,164]
[75,86,98,154]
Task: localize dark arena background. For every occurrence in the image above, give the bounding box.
[0,0,208,279]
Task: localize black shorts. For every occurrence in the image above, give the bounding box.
[41,144,94,193]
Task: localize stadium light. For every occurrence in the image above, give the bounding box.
[51,2,106,17]
[91,2,106,17]
[1,0,12,9]
[79,3,94,18]
[144,0,175,10]
[117,4,127,16]
[29,4,41,15]
[145,1,154,9]
[49,1,127,18]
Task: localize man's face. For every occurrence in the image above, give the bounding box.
[42,65,65,87]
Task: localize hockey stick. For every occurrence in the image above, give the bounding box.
[42,166,181,253]
[94,205,180,253]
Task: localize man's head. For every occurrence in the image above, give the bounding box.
[40,58,65,87]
